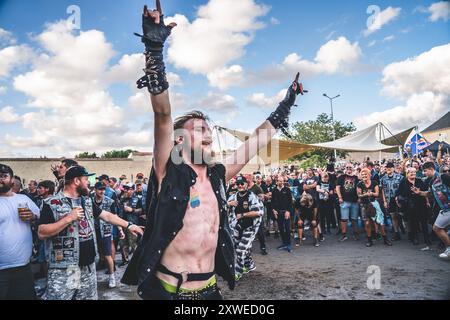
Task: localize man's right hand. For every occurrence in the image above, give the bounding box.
[339,197,344,204]
[124,206,134,213]
[68,207,84,222]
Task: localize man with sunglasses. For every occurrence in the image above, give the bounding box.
[0,164,40,299]
[336,163,360,241]
[227,176,264,281]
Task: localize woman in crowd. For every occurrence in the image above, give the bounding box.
[357,168,392,247]
[396,167,432,247]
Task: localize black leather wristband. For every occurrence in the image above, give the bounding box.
[136,51,169,95]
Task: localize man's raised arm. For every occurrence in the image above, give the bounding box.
[225,74,305,181]
[135,2,177,182]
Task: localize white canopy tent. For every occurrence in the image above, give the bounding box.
[311,123,412,153]
[215,123,414,163]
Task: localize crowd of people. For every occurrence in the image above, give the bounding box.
[1,143,449,299]
[224,144,450,282]
[0,160,144,300]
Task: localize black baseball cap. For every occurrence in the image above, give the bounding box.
[94,182,106,190]
[386,162,395,168]
[0,164,13,177]
[65,166,95,181]
[98,174,109,181]
[236,176,247,184]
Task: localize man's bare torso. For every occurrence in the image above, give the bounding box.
[157,176,219,290]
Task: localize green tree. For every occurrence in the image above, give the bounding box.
[102,150,137,159]
[76,152,98,159]
[284,113,356,162]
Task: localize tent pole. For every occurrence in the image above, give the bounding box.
[381,123,404,147]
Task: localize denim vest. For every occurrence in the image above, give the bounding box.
[92,196,114,238]
[431,174,450,211]
[44,192,98,269]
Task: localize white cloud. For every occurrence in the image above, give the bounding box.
[368,40,377,47]
[381,43,450,99]
[246,89,287,109]
[0,28,16,46]
[165,0,269,88]
[107,53,144,84]
[0,86,6,95]
[364,7,401,37]
[107,53,181,87]
[254,37,362,84]
[270,17,280,25]
[207,65,244,90]
[0,106,21,123]
[167,72,182,86]
[383,35,395,42]
[355,43,450,131]
[3,133,50,148]
[128,90,187,113]
[428,1,450,22]
[5,21,157,156]
[0,45,35,77]
[355,92,448,130]
[196,92,238,113]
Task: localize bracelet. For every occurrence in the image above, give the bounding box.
[126,222,134,230]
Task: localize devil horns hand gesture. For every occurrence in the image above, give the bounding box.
[135,0,177,52]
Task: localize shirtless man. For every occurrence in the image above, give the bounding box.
[122,1,305,300]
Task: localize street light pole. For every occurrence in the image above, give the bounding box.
[323,93,341,161]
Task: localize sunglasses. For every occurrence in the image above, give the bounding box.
[237,182,246,186]
[443,170,450,173]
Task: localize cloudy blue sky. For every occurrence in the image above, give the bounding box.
[0,0,449,157]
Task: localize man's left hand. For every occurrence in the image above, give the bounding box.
[19,209,35,223]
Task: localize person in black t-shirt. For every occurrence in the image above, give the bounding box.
[317,172,336,234]
[336,164,360,241]
[357,168,392,247]
[303,168,319,200]
[227,176,264,280]
[226,177,238,199]
[272,176,294,252]
[396,167,431,246]
[297,194,320,247]
[262,176,278,238]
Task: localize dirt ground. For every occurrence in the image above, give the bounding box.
[92,232,450,300]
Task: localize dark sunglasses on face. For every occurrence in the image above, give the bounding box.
[237,182,246,186]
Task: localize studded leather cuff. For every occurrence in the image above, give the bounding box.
[136,51,169,95]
